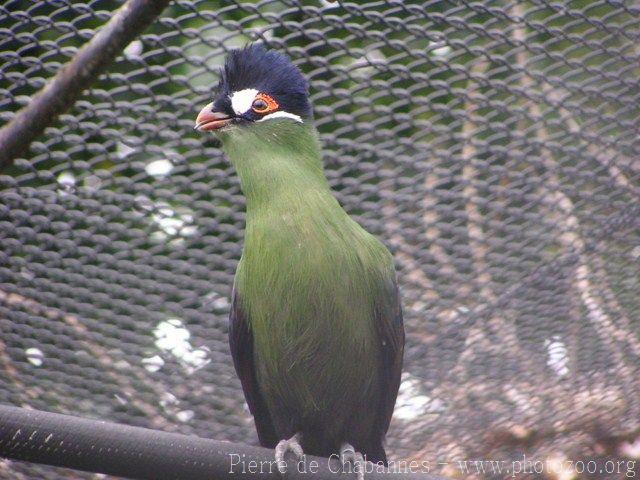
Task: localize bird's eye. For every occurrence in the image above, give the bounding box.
[252,99,268,112]
[251,93,278,114]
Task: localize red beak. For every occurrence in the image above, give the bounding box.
[194,102,232,132]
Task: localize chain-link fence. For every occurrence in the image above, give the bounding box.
[1,1,639,478]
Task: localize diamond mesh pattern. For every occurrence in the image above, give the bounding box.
[1,1,639,478]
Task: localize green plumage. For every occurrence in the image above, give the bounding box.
[220,120,402,458]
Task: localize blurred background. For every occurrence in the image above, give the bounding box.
[1,0,639,478]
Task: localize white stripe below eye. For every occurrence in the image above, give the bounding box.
[230,88,259,115]
[257,111,303,123]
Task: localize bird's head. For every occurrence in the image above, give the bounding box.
[194,44,312,134]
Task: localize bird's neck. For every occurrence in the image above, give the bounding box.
[220,121,336,215]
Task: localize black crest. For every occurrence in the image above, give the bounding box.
[213,44,313,119]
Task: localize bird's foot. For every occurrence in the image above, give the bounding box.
[275,433,305,475]
[340,443,365,480]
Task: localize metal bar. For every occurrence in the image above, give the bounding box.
[0,405,443,480]
[0,0,171,170]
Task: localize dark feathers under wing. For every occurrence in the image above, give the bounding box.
[371,276,405,461]
[228,287,278,448]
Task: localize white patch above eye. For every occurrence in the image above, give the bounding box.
[229,88,259,115]
[257,111,303,123]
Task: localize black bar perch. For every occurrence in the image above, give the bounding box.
[0,405,444,480]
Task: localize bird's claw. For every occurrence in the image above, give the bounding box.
[275,433,305,475]
[340,443,365,480]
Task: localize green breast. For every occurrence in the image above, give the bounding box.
[235,202,394,415]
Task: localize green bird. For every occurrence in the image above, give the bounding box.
[195,45,404,474]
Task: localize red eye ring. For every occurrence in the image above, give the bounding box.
[252,93,278,114]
